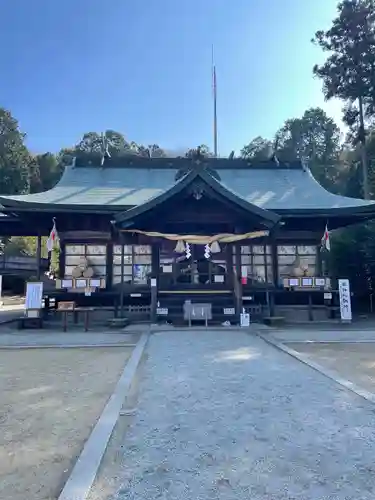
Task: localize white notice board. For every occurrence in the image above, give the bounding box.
[338,279,352,322]
[25,282,43,310]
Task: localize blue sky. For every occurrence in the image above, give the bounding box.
[1,0,341,155]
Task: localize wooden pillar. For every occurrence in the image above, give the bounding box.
[150,243,159,323]
[308,292,313,321]
[226,244,234,287]
[119,232,125,318]
[106,242,113,290]
[234,243,242,322]
[271,235,278,287]
[270,230,278,318]
[59,241,65,279]
[36,232,42,281]
[151,242,160,277]
[150,277,157,323]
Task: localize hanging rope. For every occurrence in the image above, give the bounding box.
[121,229,269,244]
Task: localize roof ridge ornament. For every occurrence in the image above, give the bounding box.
[100,132,111,167]
[175,146,221,181]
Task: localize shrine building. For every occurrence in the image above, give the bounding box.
[0,152,374,323]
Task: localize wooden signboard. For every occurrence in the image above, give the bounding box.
[58,301,76,311]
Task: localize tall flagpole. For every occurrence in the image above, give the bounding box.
[212,45,218,157]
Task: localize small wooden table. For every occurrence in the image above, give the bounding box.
[74,307,95,332]
[57,301,76,332]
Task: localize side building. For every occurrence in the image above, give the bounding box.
[0,154,374,323]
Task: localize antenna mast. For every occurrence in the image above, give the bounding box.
[212,45,218,157]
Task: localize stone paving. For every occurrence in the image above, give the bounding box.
[112,330,375,500]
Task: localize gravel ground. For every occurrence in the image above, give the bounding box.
[288,343,375,394]
[0,347,132,500]
[112,330,375,500]
[269,326,375,343]
[0,331,140,347]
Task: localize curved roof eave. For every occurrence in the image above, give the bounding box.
[0,199,126,212]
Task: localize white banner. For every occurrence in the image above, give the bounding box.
[338,279,352,321]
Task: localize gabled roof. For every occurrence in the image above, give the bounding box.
[114,168,280,228]
[0,157,373,218]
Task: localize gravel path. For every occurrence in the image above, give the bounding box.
[112,330,375,500]
[0,347,132,500]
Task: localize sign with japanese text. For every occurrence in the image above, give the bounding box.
[338,279,352,322]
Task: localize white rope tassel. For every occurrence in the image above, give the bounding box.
[185,242,192,259]
[210,241,221,254]
[204,244,211,259]
[174,240,185,253]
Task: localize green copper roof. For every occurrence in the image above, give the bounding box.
[0,157,373,213]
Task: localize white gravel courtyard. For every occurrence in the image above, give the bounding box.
[112,330,375,500]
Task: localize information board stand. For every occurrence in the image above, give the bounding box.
[18,281,44,329]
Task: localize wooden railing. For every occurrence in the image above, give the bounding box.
[0,255,48,273]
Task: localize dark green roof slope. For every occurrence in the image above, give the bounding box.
[0,157,373,215]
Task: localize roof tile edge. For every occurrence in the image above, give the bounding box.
[72,155,304,170]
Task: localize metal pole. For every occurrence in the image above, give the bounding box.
[120,231,125,317]
[358,95,370,199]
[212,45,218,157]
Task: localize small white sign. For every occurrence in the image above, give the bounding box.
[324,292,332,300]
[338,278,352,322]
[76,279,87,288]
[240,313,250,327]
[162,265,173,273]
[157,307,168,315]
[224,307,235,315]
[90,278,101,287]
[315,277,326,286]
[62,279,73,288]
[26,309,40,318]
[151,278,157,287]
[214,275,225,283]
[302,277,313,286]
[289,278,299,287]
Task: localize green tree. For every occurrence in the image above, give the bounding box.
[276,108,341,190]
[0,108,31,195]
[312,0,375,198]
[75,132,166,159]
[148,144,167,158]
[35,153,63,191]
[185,144,213,158]
[57,147,76,167]
[76,132,102,154]
[240,137,272,160]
